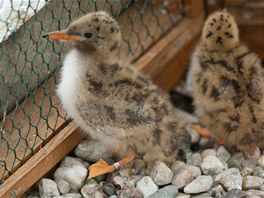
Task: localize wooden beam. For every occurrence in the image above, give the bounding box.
[185,0,204,18]
[0,122,85,198]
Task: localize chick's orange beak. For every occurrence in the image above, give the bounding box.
[42,30,83,42]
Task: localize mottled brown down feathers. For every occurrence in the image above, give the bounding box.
[191,10,264,151]
[56,11,186,170]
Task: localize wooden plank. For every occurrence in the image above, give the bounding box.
[225,0,247,5]
[227,6,264,26]
[155,35,199,91]
[205,0,224,14]
[0,122,84,198]
[240,25,264,59]
[135,12,204,90]
[185,0,204,18]
[0,74,66,181]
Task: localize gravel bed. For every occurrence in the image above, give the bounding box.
[27,134,264,198]
[26,92,264,198]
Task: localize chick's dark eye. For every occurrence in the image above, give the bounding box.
[84,32,93,39]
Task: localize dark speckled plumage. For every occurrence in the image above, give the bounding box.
[56,11,186,171]
[190,10,264,151]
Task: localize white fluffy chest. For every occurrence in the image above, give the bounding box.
[57,49,88,129]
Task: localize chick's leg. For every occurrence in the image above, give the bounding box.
[88,152,135,179]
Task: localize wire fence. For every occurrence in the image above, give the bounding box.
[0,0,187,183]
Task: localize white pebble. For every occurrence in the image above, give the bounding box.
[187,153,202,167]
[216,146,231,162]
[55,179,70,194]
[242,176,264,190]
[150,161,173,186]
[201,156,225,175]
[60,156,88,168]
[218,168,242,191]
[54,165,87,191]
[38,178,60,198]
[170,161,185,173]
[136,176,158,197]
[172,165,201,189]
[201,149,216,159]
[184,175,213,194]
[113,175,142,188]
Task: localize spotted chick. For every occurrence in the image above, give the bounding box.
[43,11,186,176]
[191,10,264,151]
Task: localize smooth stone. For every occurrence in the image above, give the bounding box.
[55,179,70,194]
[201,156,225,175]
[242,176,264,190]
[119,168,136,177]
[224,188,247,198]
[74,139,111,162]
[190,192,212,198]
[38,178,60,198]
[242,159,258,169]
[117,187,143,198]
[59,193,82,198]
[80,180,99,198]
[176,193,191,198]
[216,146,231,162]
[227,153,245,171]
[184,175,213,194]
[136,176,158,198]
[54,165,87,191]
[105,171,119,184]
[187,153,202,167]
[253,167,264,178]
[244,147,261,160]
[172,165,201,189]
[60,156,89,168]
[102,182,116,196]
[93,174,106,183]
[201,149,216,159]
[150,161,173,186]
[108,196,118,198]
[94,191,105,198]
[147,185,178,198]
[257,155,264,168]
[245,189,264,198]
[133,159,146,172]
[261,184,264,192]
[210,184,226,198]
[170,161,185,173]
[218,168,242,191]
[113,175,143,188]
[241,167,253,177]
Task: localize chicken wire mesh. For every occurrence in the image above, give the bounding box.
[0,0,187,183]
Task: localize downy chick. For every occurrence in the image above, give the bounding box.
[191,10,264,151]
[43,11,186,176]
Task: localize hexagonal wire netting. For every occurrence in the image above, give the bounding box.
[0,0,187,183]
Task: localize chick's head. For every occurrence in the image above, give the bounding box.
[202,10,239,50]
